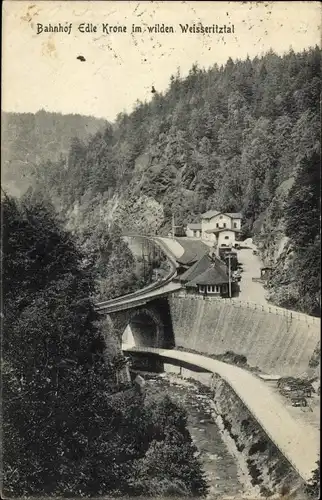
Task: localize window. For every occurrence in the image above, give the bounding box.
[199,285,205,293]
[205,285,220,293]
[223,223,226,228]
[216,223,219,228]
[224,236,229,240]
[219,215,223,219]
[234,222,237,228]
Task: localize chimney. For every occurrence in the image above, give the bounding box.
[208,247,217,261]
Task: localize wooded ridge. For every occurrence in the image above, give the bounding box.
[3,47,321,315]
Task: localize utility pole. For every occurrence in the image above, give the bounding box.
[142,239,147,281]
[227,253,232,298]
[171,214,181,239]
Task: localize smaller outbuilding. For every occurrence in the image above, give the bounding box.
[179,251,239,298]
[185,265,230,297]
[186,223,202,238]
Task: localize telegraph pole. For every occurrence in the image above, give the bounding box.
[171,214,181,239]
[142,239,147,282]
[227,253,232,298]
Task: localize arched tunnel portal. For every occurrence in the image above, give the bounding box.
[125,308,162,347]
[108,297,175,349]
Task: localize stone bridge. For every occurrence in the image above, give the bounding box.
[95,235,320,377]
[94,234,320,488]
[108,297,175,348]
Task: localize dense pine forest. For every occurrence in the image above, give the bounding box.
[1,46,321,496]
[2,191,208,497]
[1,110,107,196]
[2,48,321,313]
[24,47,320,316]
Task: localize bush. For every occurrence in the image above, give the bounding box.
[223,351,248,365]
[2,194,208,497]
[305,460,320,498]
[249,439,268,456]
[133,395,209,497]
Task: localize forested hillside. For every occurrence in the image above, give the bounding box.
[4,47,321,315]
[2,191,207,497]
[1,110,107,196]
[33,47,320,229]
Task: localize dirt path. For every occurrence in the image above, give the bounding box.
[234,245,269,306]
[124,346,320,482]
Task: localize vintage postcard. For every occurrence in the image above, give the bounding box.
[1,1,321,499]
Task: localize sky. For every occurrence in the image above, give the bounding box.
[2,1,321,120]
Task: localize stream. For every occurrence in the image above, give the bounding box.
[142,369,255,500]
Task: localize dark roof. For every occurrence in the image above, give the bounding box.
[219,248,237,255]
[177,253,198,265]
[201,210,242,220]
[179,253,213,282]
[187,223,202,230]
[175,238,209,266]
[185,261,229,287]
[179,252,228,284]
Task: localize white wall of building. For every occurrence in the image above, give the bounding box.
[203,232,217,243]
[218,230,236,247]
[232,218,241,230]
[186,228,201,238]
[188,213,241,241]
[202,213,240,237]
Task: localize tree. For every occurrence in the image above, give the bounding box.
[3,192,208,496]
[130,395,208,497]
[2,193,127,496]
[305,460,320,498]
[4,47,321,315]
[285,150,320,248]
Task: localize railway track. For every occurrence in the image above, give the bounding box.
[94,235,178,313]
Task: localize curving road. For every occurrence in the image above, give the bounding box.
[96,234,319,482]
[123,345,319,483]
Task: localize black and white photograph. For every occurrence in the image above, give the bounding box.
[1,1,321,499]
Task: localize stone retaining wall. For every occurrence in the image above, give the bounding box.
[169,294,320,376]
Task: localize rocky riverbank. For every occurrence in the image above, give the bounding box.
[140,369,310,500]
[142,371,258,499]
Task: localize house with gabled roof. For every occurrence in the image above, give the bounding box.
[179,250,239,298]
[185,265,230,297]
[186,223,202,238]
[179,253,214,284]
[185,210,242,248]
